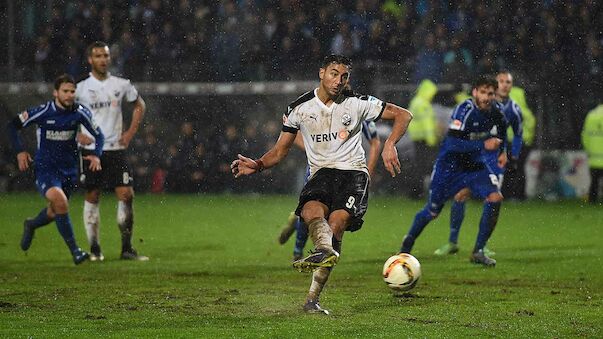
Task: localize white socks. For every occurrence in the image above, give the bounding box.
[307,218,334,252]
[83,201,100,245]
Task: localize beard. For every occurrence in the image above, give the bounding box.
[476,98,491,110]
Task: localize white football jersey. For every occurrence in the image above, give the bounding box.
[283,88,385,177]
[75,73,139,151]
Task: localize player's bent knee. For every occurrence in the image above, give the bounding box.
[85,189,101,204]
[454,188,471,202]
[301,201,328,221]
[486,192,504,203]
[46,188,69,214]
[116,186,134,201]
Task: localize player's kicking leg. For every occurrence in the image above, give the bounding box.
[302,212,347,315]
[292,212,339,273]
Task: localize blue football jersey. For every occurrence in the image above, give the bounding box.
[9,101,104,176]
[439,99,508,172]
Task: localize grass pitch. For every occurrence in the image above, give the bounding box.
[0,193,601,338]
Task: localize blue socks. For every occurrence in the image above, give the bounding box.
[449,201,466,243]
[400,206,435,253]
[30,208,53,229]
[54,213,78,253]
[474,201,501,252]
[293,218,308,257]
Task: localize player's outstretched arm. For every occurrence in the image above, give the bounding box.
[379,103,413,177]
[231,131,296,178]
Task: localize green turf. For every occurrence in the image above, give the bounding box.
[0,193,601,338]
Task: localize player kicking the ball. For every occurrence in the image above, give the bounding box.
[231,55,412,314]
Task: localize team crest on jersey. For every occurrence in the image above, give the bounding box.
[449,119,462,130]
[490,125,498,135]
[341,114,351,126]
[18,111,29,123]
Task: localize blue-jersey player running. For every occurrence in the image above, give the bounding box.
[399,76,506,266]
[435,70,521,257]
[7,74,104,265]
[278,119,381,261]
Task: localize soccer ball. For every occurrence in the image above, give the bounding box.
[382,253,421,292]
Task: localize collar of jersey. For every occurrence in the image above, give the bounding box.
[89,72,112,84]
[313,88,337,110]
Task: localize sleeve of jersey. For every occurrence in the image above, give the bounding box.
[7,107,42,153]
[79,108,105,157]
[282,106,299,134]
[443,135,483,152]
[360,95,386,122]
[7,117,25,154]
[125,80,139,102]
[366,121,377,140]
[444,103,483,152]
[511,105,524,158]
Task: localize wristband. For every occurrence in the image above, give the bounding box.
[255,159,264,172]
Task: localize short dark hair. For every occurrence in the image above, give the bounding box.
[54,74,76,90]
[497,70,512,77]
[87,41,109,56]
[473,75,498,90]
[321,54,352,70]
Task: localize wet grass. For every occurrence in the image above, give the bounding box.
[0,193,601,337]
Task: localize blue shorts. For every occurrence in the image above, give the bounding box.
[35,171,77,198]
[427,159,500,214]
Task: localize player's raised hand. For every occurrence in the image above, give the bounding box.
[484,137,502,151]
[119,130,135,148]
[381,142,401,177]
[76,133,94,145]
[231,154,260,178]
[17,152,32,171]
[84,155,102,171]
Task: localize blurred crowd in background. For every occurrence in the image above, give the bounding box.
[4,1,600,91]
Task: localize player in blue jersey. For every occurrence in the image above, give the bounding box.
[399,76,506,266]
[278,119,381,261]
[7,74,105,265]
[434,71,521,257]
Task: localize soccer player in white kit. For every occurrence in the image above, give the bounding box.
[231,55,413,314]
[76,41,148,261]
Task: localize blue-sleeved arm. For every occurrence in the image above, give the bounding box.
[443,135,484,153]
[7,118,25,153]
[510,103,523,158]
[78,106,104,157]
